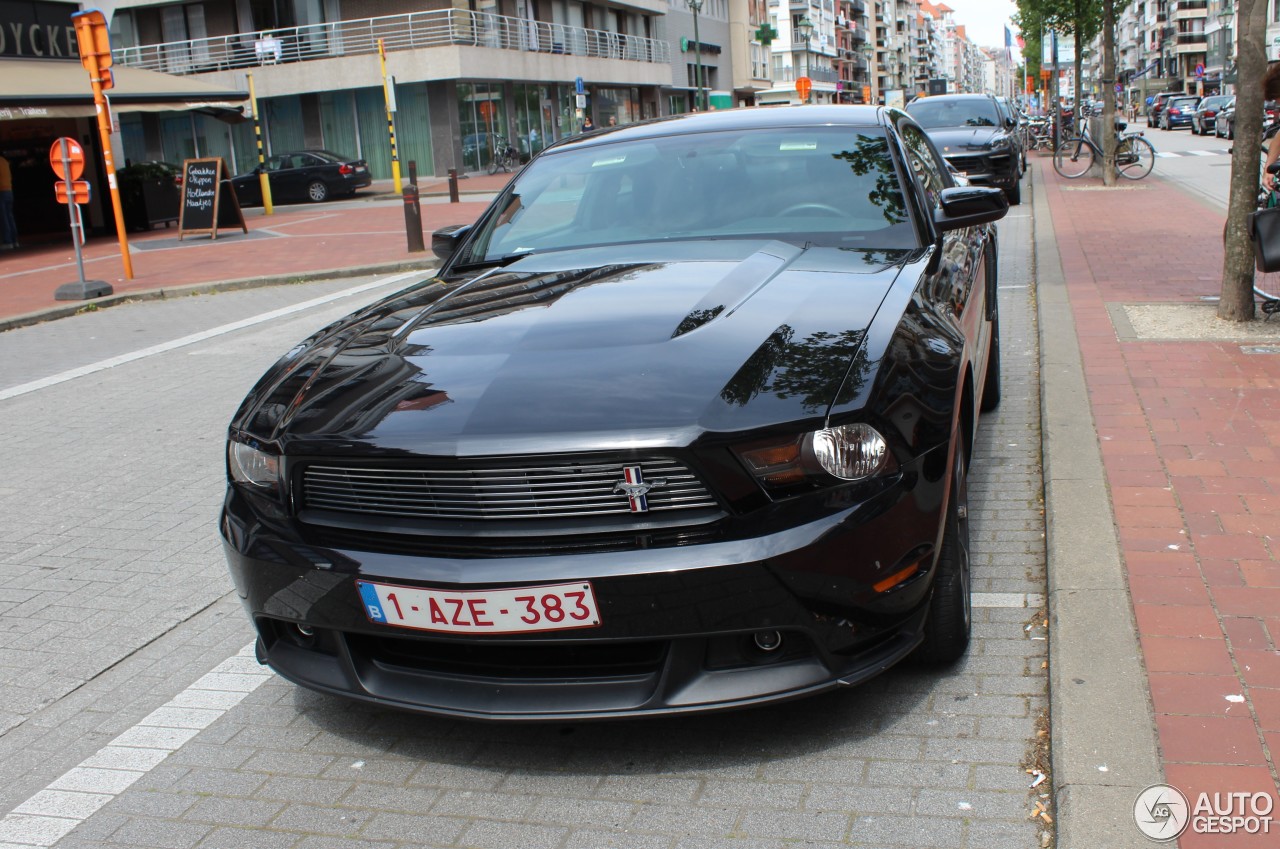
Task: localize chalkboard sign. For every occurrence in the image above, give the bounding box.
[178,158,247,240]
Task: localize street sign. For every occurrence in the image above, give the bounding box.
[49,138,86,181]
[795,76,812,99]
[575,76,585,94]
[72,9,113,73]
[576,93,586,108]
[1195,62,1205,78]
[55,181,91,205]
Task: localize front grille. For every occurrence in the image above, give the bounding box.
[306,525,719,558]
[299,458,717,521]
[945,153,987,172]
[350,633,669,679]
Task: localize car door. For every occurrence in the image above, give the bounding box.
[897,120,989,388]
[270,154,311,202]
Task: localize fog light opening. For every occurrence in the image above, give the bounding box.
[753,630,783,652]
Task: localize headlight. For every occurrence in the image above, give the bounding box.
[736,423,897,495]
[228,440,280,491]
[988,136,1011,150]
[809,424,890,479]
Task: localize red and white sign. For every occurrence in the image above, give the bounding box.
[49,138,86,181]
[357,580,601,634]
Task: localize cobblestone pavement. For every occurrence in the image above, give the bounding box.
[0,202,1049,847]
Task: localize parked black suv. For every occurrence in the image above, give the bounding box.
[905,93,1023,204]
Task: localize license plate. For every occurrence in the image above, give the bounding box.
[354,166,367,172]
[356,580,601,634]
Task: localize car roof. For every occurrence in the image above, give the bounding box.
[544,104,892,149]
[910,93,994,102]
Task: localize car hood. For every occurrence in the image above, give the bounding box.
[926,127,1004,151]
[233,242,912,456]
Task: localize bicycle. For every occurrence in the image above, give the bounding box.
[1251,160,1280,316]
[488,136,519,175]
[1053,117,1156,180]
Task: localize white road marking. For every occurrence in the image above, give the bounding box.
[1185,150,1217,156]
[0,644,267,847]
[0,271,423,403]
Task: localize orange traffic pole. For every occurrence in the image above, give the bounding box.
[72,11,133,280]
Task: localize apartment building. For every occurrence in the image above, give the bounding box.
[105,0,676,178]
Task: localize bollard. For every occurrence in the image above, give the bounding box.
[403,181,424,253]
[448,168,460,203]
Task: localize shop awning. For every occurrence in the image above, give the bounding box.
[0,58,248,122]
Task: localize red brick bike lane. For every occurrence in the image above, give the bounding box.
[1038,158,1280,846]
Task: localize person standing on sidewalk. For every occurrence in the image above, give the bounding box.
[1262,63,1280,191]
[0,153,16,251]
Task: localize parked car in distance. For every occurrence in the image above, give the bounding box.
[1214,98,1236,138]
[230,150,371,206]
[906,92,1023,204]
[1191,95,1232,135]
[1160,96,1200,130]
[995,95,1027,170]
[1147,91,1185,128]
[220,105,1008,721]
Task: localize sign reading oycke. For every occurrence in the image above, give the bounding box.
[0,0,79,59]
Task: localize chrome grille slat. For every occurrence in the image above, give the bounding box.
[300,459,717,521]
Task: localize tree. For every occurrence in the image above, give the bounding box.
[1015,0,1104,145]
[1221,0,1269,321]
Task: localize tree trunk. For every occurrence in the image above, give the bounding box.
[1220,0,1267,321]
[1101,0,1116,186]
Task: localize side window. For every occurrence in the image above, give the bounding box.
[898,124,946,212]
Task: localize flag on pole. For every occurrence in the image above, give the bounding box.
[1004,25,1013,61]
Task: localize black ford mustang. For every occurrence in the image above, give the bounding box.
[221,105,1008,721]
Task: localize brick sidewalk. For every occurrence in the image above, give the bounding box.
[0,173,511,326]
[1039,157,1280,846]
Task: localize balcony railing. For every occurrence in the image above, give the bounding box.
[112,8,670,75]
[775,65,841,83]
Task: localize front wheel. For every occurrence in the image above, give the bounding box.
[1053,137,1096,178]
[1116,136,1156,180]
[914,449,972,664]
[487,156,499,176]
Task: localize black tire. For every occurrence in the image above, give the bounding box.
[1004,178,1021,206]
[914,450,972,664]
[487,156,499,176]
[306,180,328,203]
[981,308,1001,412]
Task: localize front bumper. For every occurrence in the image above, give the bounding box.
[221,448,949,721]
[942,152,1018,189]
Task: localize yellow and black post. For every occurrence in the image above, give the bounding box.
[378,39,403,194]
[247,74,273,215]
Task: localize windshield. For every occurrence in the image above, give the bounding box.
[458,126,915,266]
[1169,98,1198,109]
[905,98,1001,129]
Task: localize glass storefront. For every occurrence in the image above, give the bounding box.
[458,82,509,172]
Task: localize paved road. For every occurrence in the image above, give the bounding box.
[0,192,1050,847]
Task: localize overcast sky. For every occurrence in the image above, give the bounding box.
[942,0,1019,49]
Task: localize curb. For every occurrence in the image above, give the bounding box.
[1032,162,1165,848]
[0,259,440,334]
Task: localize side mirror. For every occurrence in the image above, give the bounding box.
[431,223,472,260]
[934,186,1008,232]
[1005,117,1017,130]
